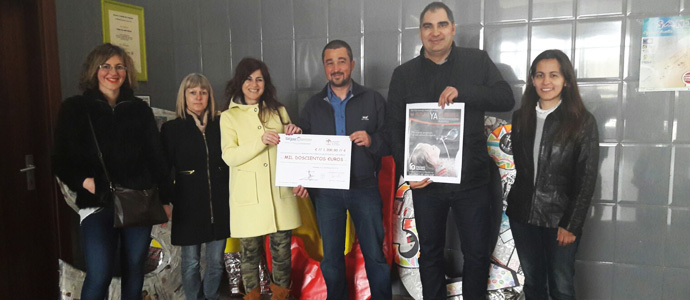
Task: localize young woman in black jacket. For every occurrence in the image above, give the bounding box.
[160,73,231,300]
[52,43,170,300]
[506,49,599,300]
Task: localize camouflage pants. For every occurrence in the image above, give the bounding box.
[240,230,292,291]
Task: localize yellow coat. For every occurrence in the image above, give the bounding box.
[220,101,301,238]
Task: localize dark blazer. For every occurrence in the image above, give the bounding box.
[161,113,230,246]
[52,88,170,209]
[506,106,599,236]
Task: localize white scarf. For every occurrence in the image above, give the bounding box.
[187,109,208,133]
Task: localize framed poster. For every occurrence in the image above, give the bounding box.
[639,16,690,91]
[404,103,465,184]
[102,0,148,81]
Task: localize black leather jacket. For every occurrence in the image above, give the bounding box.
[506,106,599,236]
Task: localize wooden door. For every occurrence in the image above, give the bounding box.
[0,0,63,297]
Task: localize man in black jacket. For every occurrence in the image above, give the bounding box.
[299,40,391,300]
[385,2,514,300]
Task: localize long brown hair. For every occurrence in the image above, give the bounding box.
[223,57,287,126]
[517,49,587,142]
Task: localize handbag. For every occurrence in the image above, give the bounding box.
[88,114,168,228]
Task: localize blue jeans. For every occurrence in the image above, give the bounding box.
[510,221,580,300]
[412,184,491,300]
[80,207,152,300]
[313,187,392,300]
[181,239,227,300]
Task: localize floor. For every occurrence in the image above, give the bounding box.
[217,276,415,300]
[217,264,416,300]
[219,290,414,300]
[218,287,415,300]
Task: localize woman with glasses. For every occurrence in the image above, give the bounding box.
[53,43,171,300]
[220,57,306,300]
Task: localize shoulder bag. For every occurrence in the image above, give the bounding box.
[88,114,168,227]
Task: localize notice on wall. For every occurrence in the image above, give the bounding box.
[639,16,690,91]
[102,0,148,81]
[108,10,141,74]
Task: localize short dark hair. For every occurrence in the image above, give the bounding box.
[419,2,454,26]
[321,40,353,62]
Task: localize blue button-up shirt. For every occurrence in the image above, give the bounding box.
[326,84,353,136]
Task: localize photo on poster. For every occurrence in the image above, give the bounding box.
[404,103,464,184]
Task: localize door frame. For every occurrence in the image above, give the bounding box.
[35,0,74,264]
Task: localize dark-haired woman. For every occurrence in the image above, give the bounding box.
[220,57,305,300]
[52,43,170,299]
[507,49,599,300]
[160,73,230,300]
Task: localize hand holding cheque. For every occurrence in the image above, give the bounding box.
[275,134,352,190]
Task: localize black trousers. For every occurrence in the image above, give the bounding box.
[412,184,491,300]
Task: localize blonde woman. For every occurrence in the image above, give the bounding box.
[160,73,230,300]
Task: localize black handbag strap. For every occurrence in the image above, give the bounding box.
[87,114,114,192]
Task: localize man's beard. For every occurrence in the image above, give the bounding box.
[329,73,351,87]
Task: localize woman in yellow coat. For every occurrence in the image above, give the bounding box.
[220,57,307,300]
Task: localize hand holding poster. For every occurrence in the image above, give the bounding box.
[404,103,464,184]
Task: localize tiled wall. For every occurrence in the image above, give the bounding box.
[56,0,690,298]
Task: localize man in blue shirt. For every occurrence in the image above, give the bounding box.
[299,40,391,300]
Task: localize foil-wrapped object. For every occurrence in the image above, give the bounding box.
[59,259,85,300]
[259,257,271,294]
[146,224,184,300]
[223,251,271,295]
[56,177,79,212]
[224,252,244,296]
[487,287,523,300]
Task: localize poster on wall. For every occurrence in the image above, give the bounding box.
[101,0,148,81]
[404,103,464,184]
[639,16,690,91]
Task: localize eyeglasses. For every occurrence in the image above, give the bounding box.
[98,64,127,72]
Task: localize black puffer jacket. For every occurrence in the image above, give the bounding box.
[52,88,171,209]
[160,113,230,245]
[506,106,599,236]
